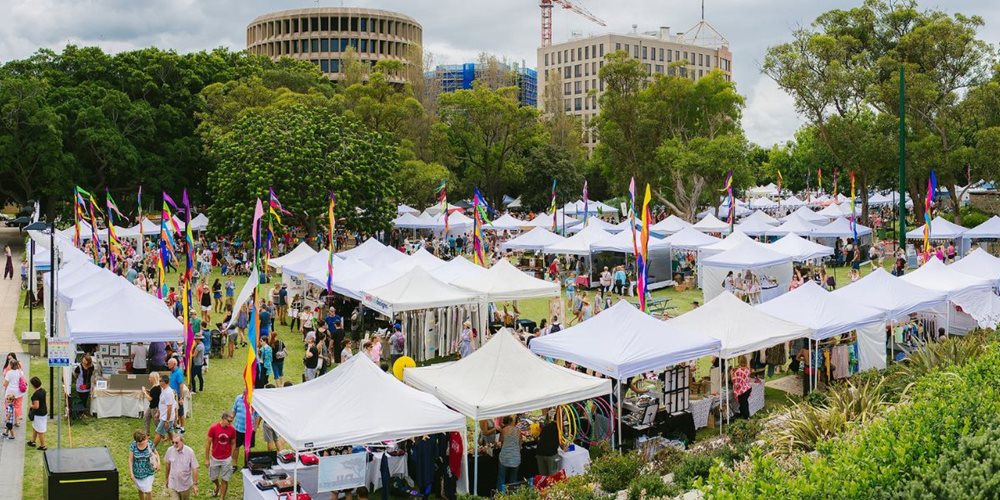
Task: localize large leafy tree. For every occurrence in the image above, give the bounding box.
[205,102,398,240]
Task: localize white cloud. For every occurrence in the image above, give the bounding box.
[743,77,802,147]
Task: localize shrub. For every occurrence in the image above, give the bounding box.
[627,475,681,500]
[494,484,540,500]
[649,445,686,475]
[587,440,613,461]
[673,450,718,489]
[897,425,1000,498]
[587,451,644,493]
[726,417,763,447]
[544,474,607,500]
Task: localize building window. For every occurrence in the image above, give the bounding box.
[574,81,582,94]
[616,43,621,51]
[557,51,562,64]
[321,17,329,31]
[564,82,572,94]
[624,44,629,55]
[350,17,358,31]
[646,63,652,74]
[699,69,704,78]
[574,64,581,77]
[577,47,582,60]
[332,59,340,72]
[642,46,647,59]
[565,99,572,112]
[320,59,329,72]
[320,38,329,52]
[545,53,549,66]
[655,64,663,73]
[292,18,299,32]
[311,39,319,52]
[309,17,318,31]
[683,51,688,63]
[360,18,367,32]
[659,48,664,61]
[599,79,604,91]
[283,40,290,54]
[668,66,675,76]
[675,50,680,61]
[284,19,290,34]
[292,40,299,53]
[585,64,589,76]
[600,43,604,56]
[564,66,571,79]
[698,53,704,66]
[361,39,368,52]
[340,38,349,51]
[350,38,358,50]
[575,97,582,110]
[585,46,589,59]
[634,45,639,58]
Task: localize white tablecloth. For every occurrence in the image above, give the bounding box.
[253,452,408,497]
[690,398,715,429]
[91,390,146,418]
[558,446,590,476]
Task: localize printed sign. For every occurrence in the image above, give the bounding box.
[48,339,72,367]
[317,453,366,493]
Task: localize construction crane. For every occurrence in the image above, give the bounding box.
[540,0,606,47]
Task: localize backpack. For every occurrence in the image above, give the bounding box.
[18,372,27,394]
[274,340,287,360]
[392,333,405,353]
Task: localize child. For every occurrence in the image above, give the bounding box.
[3,394,15,440]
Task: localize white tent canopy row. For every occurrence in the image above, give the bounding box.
[590,228,670,254]
[485,213,526,232]
[566,217,620,234]
[809,217,873,239]
[831,268,948,322]
[766,233,834,262]
[905,215,967,241]
[964,215,1000,239]
[405,330,611,419]
[950,248,1000,286]
[500,227,566,252]
[740,210,780,226]
[781,206,829,225]
[563,199,620,215]
[650,215,694,235]
[901,259,1000,330]
[663,226,721,250]
[267,242,317,272]
[543,224,613,255]
[693,213,732,234]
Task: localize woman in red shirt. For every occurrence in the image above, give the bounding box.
[730,358,752,419]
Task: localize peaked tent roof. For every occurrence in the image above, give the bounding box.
[281,249,331,278]
[734,217,778,236]
[405,330,610,419]
[700,230,754,253]
[768,214,823,236]
[809,217,873,238]
[529,300,721,379]
[749,197,778,209]
[361,266,482,316]
[428,211,474,231]
[337,238,387,260]
[780,196,806,208]
[563,199,620,215]
[905,215,967,240]
[544,224,613,255]
[831,268,947,321]
[255,354,467,450]
[268,242,317,272]
[902,259,1000,328]
[397,203,420,215]
[500,227,566,252]
[701,241,794,269]
[963,215,1000,239]
[388,247,447,273]
[566,217,619,234]
[693,213,732,233]
[485,213,526,232]
[523,211,581,230]
[612,218,638,233]
[302,256,373,290]
[66,291,184,344]
[741,210,780,226]
[650,215,694,235]
[188,213,209,231]
[781,206,828,224]
[436,256,489,285]
[393,212,427,229]
[757,281,884,340]
[451,259,559,301]
[667,291,814,358]
[766,233,834,262]
[664,226,721,250]
[590,229,670,254]
[950,248,1000,284]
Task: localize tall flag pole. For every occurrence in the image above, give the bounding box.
[850,171,858,243]
[550,179,558,232]
[327,192,335,294]
[833,169,839,199]
[924,170,937,256]
[638,184,651,312]
[817,168,823,194]
[73,188,82,248]
[582,180,589,225]
[182,190,195,379]
[136,186,144,258]
[244,198,264,461]
[106,189,125,273]
[776,170,783,197]
[84,193,103,264]
[437,179,448,235]
[628,178,639,258]
[159,193,180,298]
[472,188,491,266]
[267,187,292,276]
[721,171,734,232]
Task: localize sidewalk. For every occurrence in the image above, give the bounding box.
[0,226,27,500]
[0,354,29,500]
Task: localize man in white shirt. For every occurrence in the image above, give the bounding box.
[131,343,148,374]
[154,374,176,448]
[164,434,199,499]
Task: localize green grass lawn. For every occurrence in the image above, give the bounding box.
[16,255,890,498]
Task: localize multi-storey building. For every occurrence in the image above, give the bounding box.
[246,7,422,83]
[426,62,538,107]
[537,26,733,151]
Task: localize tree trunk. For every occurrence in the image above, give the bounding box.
[306,216,318,249]
[947,185,961,226]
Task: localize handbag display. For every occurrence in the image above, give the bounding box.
[263,470,288,481]
[248,454,275,475]
[298,453,319,466]
[274,478,297,493]
[277,449,296,463]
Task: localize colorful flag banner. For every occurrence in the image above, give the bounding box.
[105,190,124,272]
[437,179,448,235]
[550,179,558,231]
[833,169,839,199]
[628,178,638,257]
[582,180,589,224]
[850,171,858,243]
[817,168,823,193]
[327,192,336,294]
[638,184,652,312]
[924,170,937,255]
[472,188,487,266]
[136,186,144,258]
[182,190,195,378]
[776,170,783,197]
[720,171,734,229]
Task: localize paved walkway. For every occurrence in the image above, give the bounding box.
[0,226,27,500]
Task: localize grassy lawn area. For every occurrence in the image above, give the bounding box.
[15,254,890,498]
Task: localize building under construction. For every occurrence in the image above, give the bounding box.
[425,61,538,107]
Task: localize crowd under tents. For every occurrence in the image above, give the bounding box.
[766,233,834,262]
[699,241,794,303]
[500,227,566,252]
[900,259,1000,332]
[950,248,1000,286]
[757,281,887,371]
[254,355,470,494]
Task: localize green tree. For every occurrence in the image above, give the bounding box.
[205,102,398,239]
[393,159,451,207]
[518,141,584,212]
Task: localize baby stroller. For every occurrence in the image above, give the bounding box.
[210,328,225,358]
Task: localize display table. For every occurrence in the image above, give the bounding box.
[760,285,783,303]
[243,468,314,500]
[557,446,590,476]
[90,389,145,418]
[246,452,409,498]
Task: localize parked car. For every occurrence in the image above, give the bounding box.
[6,216,30,228]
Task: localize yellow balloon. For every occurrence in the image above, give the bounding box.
[393,356,416,380]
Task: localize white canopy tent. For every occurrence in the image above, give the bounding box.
[253,355,469,492]
[767,233,834,262]
[590,229,670,254]
[650,215,694,235]
[361,266,482,317]
[530,300,721,380]
[451,259,559,301]
[405,330,611,419]
[767,215,822,236]
[267,242,317,272]
[392,212,426,229]
[780,196,807,208]
[188,213,209,232]
[499,227,565,252]
[905,215,967,242]
[734,218,778,237]
[388,248,447,273]
[423,203,465,216]
[281,249,331,279]
[566,217,620,234]
[831,268,947,322]
[901,258,1000,331]
[749,197,778,210]
[693,213,731,234]
[428,211,474,233]
[663,226,721,250]
[612,218,638,233]
[950,248,1000,286]
[698,230,755,256]
[397,203,420,215]
[543,224,613,256]
[667,291,814,358]
[485,213,526,232]
[809,217,873,238]
[522,211,580,232]
[962,215,1000,240]
[563,199,620,215]
[65,292,184,344]
[741,210,780,226]
[781,206,828,224]
[301,257,373,291]
[435,256,489,285]
[816,203,848,219]
[700,241,795,302]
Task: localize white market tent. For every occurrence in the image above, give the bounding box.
[693,213,731,234]
[485,213,525,232]
[734,217,778,237]
[809,217,873,238]
[780,196,807,208]
[650,215,694,235]
[590,229,670,254]
[361,266,482,317]
[612,218,638,233]
[253,354,469,491]
[767,233,834,262]
[393,212,426,229]
[767,214,823,237]
[663,226,721,250]
[900,258,1000,330]
[950,248,1000,286]
[436,256,489,285]
[749,197,778,210]
[566,217,619,234]
[388,248,447,273]
[543,224,613,256]
[741,210,780,226]
[281,249,331,279]
[757,281,885,341]
[267,242,317,272]
[667,291,814,358]
[905,215,967,242]
[963,215,1000,239]
[717,203,751,219]
[451,259,559,301]
[831,268,947,322]
[500,227,565,252]
[423,203,464,216]
[563,199,620,215]
[781,206,828,224]
[522,211,580,231]
[405,330,611,420]
[815,204,847,219]
[530,300,721,380]
[428,211,474,232]
[699,230,755,256]
[188,213,209,232]
[397,203,420,215]
[65,292,184,344]
[301,256,373,291]
[700,241,795,302]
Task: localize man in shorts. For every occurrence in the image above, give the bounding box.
[154,374,176,449]
[206,411,237,499]
[231,392,259,467]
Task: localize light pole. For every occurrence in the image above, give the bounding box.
[898,64,907,253]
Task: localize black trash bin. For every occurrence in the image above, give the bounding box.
[44,447,118,499]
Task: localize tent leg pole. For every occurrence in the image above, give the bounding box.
[294,450,299,496]
[723,358,728,430]
[617,380,623,450]
[473,425,479,496]
[609,389,616,451]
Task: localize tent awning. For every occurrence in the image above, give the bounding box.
[451,259,559,301]
[500,227,566,252]
[766,233,834,262]
[831,268,947,321]
[756,281,885,340]
[701,241,794,269]
[268,242,317,271]
[361,266,482,316]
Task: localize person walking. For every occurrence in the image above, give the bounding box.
[154,374,176,449]
[271,335,287,385]
[458,321,474,358]
[3,245,13,280]
[206,411,236,499]
[164,434,199,499]
[2,358,26,425]
[731,358,752,420]
[190,339,205,394]
[129,431,159,500]
[27,377,47,450]
[303,336,319,381]
[141,372,161,436]
[231,392,258,468]
[212,279,223,315]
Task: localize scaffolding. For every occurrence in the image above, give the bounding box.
[426,62,538,107]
